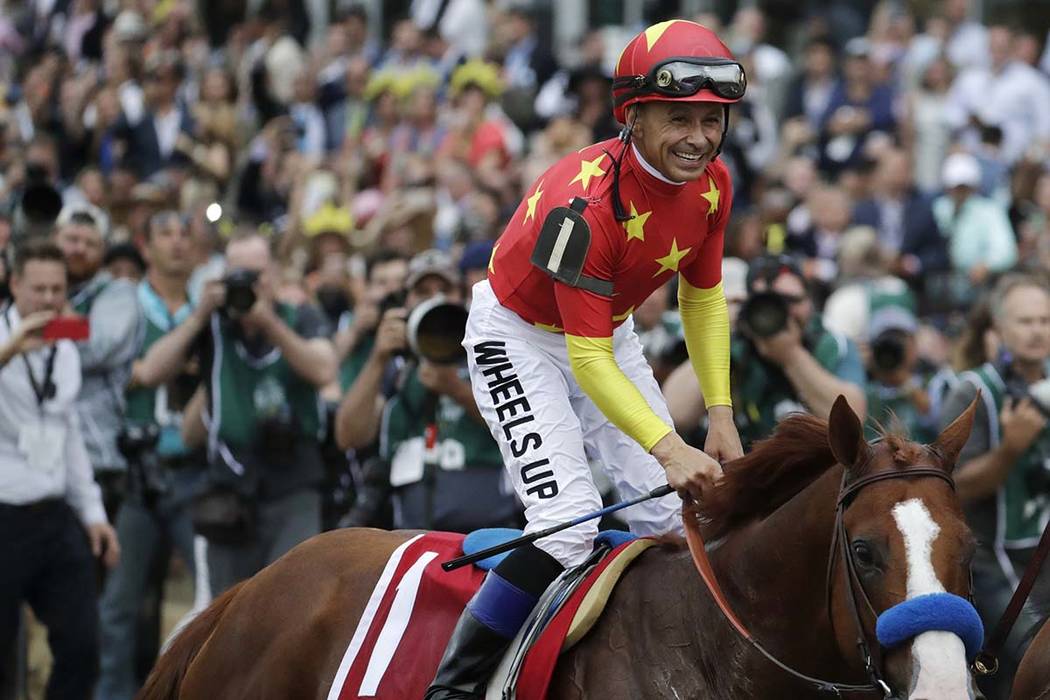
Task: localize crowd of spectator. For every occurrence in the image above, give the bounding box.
[1,0,1049,698]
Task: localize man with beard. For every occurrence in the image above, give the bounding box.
[54,203,143,515]
[97,211,205,700]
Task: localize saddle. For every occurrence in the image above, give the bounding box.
[328,530,655,700]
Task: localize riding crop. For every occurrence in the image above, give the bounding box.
[441,484,675,571]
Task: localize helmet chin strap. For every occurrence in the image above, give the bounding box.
[607,108,640,223]
[608,102,730,221]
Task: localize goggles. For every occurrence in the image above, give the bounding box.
[614,57,747,106]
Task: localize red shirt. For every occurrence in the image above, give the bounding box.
[489,138,732,338]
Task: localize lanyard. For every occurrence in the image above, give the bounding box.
[2,303,58,410]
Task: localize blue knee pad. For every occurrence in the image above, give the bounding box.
[466,544,563,640]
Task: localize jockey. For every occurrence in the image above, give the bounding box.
[425,20,746,700]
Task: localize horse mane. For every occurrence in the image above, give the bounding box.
[700,414,935,540]
[701,413,839,540]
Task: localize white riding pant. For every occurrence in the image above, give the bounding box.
[463,281,683,568]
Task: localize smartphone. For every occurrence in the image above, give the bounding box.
[43,317,90,341]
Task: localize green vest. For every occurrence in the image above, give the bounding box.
[381,365,503,486]
[732,319,846,448]
[961,363,1050,547]
[125,282,195,457]
[70,274,110,315]
[209,305,323,449]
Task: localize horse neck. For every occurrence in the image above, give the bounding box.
[710,464,861,676]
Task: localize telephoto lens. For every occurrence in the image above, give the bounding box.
[222,269,260,317]
[738,292,789,339]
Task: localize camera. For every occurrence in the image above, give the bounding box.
[871,330,908,373]
[738,292,790,339]
[1002,361,1050,419]
[222,268,260,317]
[117,423,169,504]
[406,296,468,364]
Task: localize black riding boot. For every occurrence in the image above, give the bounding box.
[423,543,563,700]
[423,608,513,700]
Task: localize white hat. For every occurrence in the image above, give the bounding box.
[941,152,981,190]
[113,10,147,42]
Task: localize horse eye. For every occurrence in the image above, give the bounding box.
[851,540,878,569]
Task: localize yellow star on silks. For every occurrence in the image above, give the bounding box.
[612,306,635,322]
[488,243,500,274]
[652,238,692,277]
[524,182,544,223]
[569,154,607,192]
[623,202,651,242]
[701,177,720,215]
[644,20,680,51]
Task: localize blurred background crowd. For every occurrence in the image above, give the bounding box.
[1,0,1050,698]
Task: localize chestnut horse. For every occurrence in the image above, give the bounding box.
[1013,609,1050,698]
[140,397,984,700]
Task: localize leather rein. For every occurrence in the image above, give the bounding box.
[682,465,957,697]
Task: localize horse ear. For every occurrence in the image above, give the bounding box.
[932,392,980,471]
[827,395,868,469]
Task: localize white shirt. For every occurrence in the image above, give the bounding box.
[945,61,1050,164]
[154,107,181,160]
[0,305,107,526]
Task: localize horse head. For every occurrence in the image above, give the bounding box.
[826,395,982,700]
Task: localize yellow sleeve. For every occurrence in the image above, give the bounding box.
[678,277,732,408]
[565,335,673,453]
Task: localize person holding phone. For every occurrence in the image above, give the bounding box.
[0,240,119,698]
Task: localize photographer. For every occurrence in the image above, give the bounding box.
[0,241,119,698]
[335,250,518,532]
[137,232,336,594]
[54,203,143,515]
[939,273,1050,699]
[97,212,204,700]
[863,306,937,442]
[731,255,867,448]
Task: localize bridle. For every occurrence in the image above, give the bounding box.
[683,461,958,697]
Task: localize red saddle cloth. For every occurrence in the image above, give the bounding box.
[329,532,640,700]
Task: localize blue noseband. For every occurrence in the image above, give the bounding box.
[875,592,984,661]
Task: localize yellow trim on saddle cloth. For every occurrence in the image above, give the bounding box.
[562,539,658,651]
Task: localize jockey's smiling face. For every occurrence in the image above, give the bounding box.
[630,101,725,183]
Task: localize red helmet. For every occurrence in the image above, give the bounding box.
[612,20,746,124]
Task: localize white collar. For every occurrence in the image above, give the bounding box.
[631,143,686,186]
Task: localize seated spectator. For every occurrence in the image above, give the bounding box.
[817,38,897,176]
[786,185,853,287]
[335,250,519,532]
[138,232,336,594]
[0,240,119,697]
[853,146,949,285]
[932,152,1017,304]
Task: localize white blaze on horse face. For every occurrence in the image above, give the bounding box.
[892,499,972,700]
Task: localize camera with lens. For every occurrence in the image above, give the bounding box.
[222,268,259,318]
[406,296,468,364]
[738,292,790,339]
[117,423,169,504]
[871,330,908,373]
[1001,360,1050,419]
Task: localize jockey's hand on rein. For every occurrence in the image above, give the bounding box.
[651,432,722,503]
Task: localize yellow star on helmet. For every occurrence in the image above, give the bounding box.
[524,181,543,223]
[612,306,635,322]
[652,238,692,277]
[623,202,651,242]
[569,154,607,192]
[644,20,680,51]
[701,177,720,215]
[488,242,500,275]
